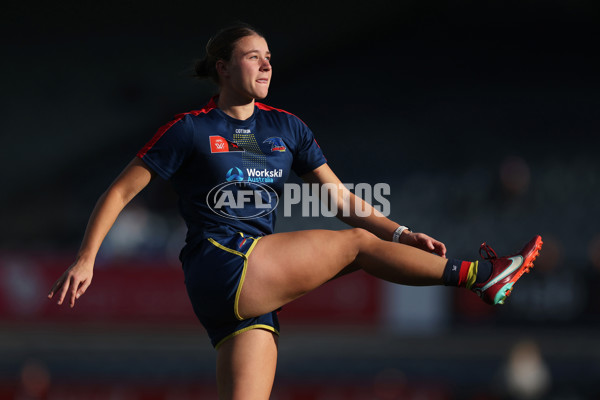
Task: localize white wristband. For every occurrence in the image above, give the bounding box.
[392,226,410,243]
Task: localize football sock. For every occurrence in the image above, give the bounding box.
[443,259,493,288]
[475,260,492,284]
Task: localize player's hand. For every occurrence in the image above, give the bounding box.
[47,259,94,308]
[401,232,447,258]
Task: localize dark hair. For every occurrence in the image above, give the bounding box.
[194,23,264,84]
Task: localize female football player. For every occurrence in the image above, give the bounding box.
[48,23,542,400]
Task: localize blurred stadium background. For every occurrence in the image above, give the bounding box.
[2,1,599,399]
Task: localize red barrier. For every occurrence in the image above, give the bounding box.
[1,379,450,400]
[0,254,382,325]
[0,254,194,324]
[279,271,381,325]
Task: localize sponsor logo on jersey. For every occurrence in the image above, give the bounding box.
[210,136,245,153]
[226,167,244,182]
[263,137,287,152]
[246,168,283,182]
[224,166,283,183]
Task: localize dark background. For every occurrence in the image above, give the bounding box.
[2,0,599,250]
[1,1,600,399]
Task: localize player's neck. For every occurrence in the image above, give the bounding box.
[216,92,255,121]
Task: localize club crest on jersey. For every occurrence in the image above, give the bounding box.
[210,136,245,153]
[263,137,286,152]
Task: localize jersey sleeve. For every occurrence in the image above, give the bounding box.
[291,121,327,176]
[137,114,194,180]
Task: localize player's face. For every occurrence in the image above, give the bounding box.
[223,34,272,101]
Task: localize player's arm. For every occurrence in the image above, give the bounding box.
[48,157,156,307]
[301,163,446,256]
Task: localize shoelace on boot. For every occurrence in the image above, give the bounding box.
[479,242,498,260]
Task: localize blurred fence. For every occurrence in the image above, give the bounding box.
[1,252,600,399]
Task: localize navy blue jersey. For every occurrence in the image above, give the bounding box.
[138,97,326,256]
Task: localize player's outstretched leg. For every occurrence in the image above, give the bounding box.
[240,229,542,318]
[240,228,447,319]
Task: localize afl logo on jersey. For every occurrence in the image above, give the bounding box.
[206,181,279,220]
[263,137,286,152]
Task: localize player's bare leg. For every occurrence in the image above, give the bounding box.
[239,228,446,319]
[216,328,278,400]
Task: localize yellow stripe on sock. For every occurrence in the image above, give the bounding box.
[466,261,478,290]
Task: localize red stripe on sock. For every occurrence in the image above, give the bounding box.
[457,261,472,287]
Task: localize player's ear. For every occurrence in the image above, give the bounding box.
[216,60,228,79]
